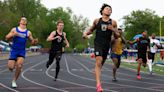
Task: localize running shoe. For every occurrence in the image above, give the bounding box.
[54,77,57,81]
[149,71,153,75]
[97,83,103,92]
[46,63,49,68]
[12,80,17,88]
[137,74,141,80]
[112,78,117,82]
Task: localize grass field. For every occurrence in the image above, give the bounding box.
[82,53,164,75]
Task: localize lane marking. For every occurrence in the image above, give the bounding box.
[71,55,164,92]
[0,83,19,92]
[21,59,68,92]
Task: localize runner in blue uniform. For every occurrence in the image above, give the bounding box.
[5,17,38,88]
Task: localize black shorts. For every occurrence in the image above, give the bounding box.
[94,45,109,59]
[137,52,147,63]
[49,50,62,60]
[148,52,155,61]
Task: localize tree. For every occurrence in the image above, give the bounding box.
[122,9,161,40]
[71,15,89,49]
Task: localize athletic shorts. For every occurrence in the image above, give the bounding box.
[148,52,155,60]
[137,52,147,63]
[94,45,109,58]
[111,53,121,60]
[9,49,26,60]
[111,53,122,68]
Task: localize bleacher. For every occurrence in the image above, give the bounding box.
[0,40,10,51]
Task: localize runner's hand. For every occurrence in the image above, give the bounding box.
[82,32,88,39]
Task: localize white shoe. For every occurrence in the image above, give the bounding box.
[12,81,17,88]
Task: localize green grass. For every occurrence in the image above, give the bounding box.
[107,53,164,75]
[81,53,164,75]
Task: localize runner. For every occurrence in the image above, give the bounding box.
[111,28,126,81]
[128,30,150,80]
[148,33,161,75]
[5,17,38,88]
[46,19,69,81]
[83,3,119,92]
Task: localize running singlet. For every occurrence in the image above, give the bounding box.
[51,31,64,51]
[94,18,113,47]
[150,38,160,53]
[113,38,123,55]
[137,37,150,53]
[11,27,28,50]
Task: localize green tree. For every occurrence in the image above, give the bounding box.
[122,9,161,40]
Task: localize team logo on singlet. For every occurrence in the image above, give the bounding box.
[101,24,107,31]
[57,37,62,42]
[95,51,99,55]
[17,33,26,38]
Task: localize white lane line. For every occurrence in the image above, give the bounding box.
[104,60,164,81]
[0,58,42,91]
[0,69,8,74]
[62,55,117,92]
[21,59,68,92]
[45,55,115,92]
[0,64,7,68]
[0,83,19,92]
[0,59,38,74]
[79,55,164,83]
[71,55,164,92]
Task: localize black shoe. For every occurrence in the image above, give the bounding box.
[150,71,153,75]
[54,78,57,81]
[46,63,49,68]
[112,78,117,82]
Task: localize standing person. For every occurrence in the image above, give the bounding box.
[83,4,119,92]
[128,30,150,80]
[5,17,38,88]
[46,20,69,81]
[148,33,161,75]
[111,28,126,81]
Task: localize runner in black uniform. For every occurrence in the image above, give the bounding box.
[83,4,119,92]
[46,20,69,81]
[128,30,150,80]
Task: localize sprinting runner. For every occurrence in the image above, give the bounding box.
[46,19,69,81]
[111,28,126,81]
[148,33,161,75]
[5,17,38,88]
[83,3,119,92]
[128,30,150,80]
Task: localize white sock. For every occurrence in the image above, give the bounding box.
[147,59,152,72]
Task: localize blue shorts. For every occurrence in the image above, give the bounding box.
[111,53,122,59]
[9,49,26,60]
[111,53,122,68]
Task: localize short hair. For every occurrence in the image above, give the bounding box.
[20,17,27,22]
[57,19,64,25]
[142,30,147,33]
[100,3,112,15]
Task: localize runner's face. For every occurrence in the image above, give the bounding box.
[102,6,112,16]
[57,23,64,31]
[142,31,147,37]
[152,34,155,39]
[19,19,27,27]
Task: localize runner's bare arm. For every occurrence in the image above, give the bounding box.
[63,32,70,48]
[128,38,139,45]
[5,28,17,41]
[83,19,99,38]
[47,31,56,41]
[28,31,38,45]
